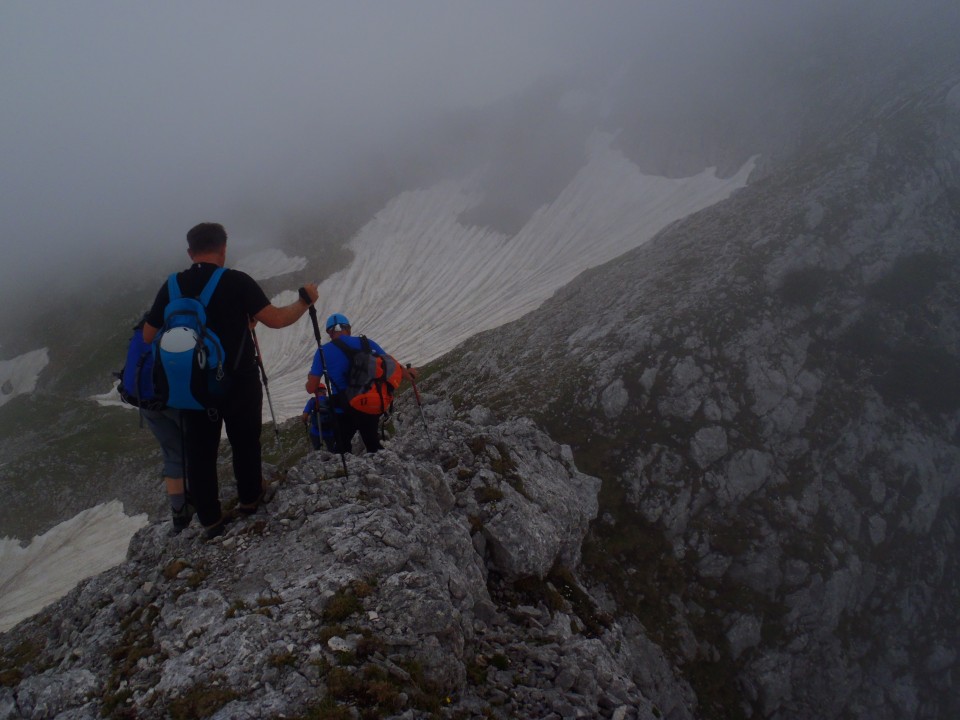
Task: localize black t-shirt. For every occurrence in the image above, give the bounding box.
[146,263,270,374]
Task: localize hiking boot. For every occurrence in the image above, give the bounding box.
[169,503,194,536]
[237,481,277,515]
[203,515,230,540]
[236,502,259,516]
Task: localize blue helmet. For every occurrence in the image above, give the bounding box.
[325,313,351,331]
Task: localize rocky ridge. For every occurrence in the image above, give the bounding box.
[0,407,692,720]
[425,78,960,718]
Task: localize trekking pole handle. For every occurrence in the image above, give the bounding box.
[407,363,423,404]
[298,287,313,306]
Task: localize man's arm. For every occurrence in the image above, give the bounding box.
[253,283,319,329]
[305,374,323,393]
[142,322,159,344]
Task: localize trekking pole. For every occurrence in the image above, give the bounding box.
[250,326,282,454]
[304,398,325,450]
[302,408,313,445]
[407,363,437,447]
[312,391,326,449]
[301,288,349,478]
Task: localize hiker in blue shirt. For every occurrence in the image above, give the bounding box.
[302,383,336,452]
[305,313,418,453]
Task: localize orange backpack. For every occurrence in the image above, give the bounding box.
[331,336,403,414]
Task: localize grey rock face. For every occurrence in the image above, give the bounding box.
[689,426,727,469]
[14,669,97,719]
[425,76,960,718]
[0,414,684,720]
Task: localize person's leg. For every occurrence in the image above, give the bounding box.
[353,411,382,452]
[165,476,192,535]
[332,409,358,454]
[223,374,264,507]
[183,409,224,527]
[309,434,322,451]
[142,408,192,532]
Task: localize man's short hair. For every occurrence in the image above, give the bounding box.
[186,223,227,253]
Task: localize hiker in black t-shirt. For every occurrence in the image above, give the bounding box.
[143,222,319,539]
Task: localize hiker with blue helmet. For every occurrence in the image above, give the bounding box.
[143,222,319,539]
[305,313,418,453]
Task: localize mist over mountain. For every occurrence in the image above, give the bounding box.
[4,0,955,310]
[2,1,960,718]
[428,52,960,720]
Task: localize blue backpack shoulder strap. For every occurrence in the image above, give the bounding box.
[198,267,226,307]
[166,272,183,301]
[166,267,225,305]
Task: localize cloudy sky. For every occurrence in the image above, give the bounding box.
[0,2,651,295]
[1,0,949,307]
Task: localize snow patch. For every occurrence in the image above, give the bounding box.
[256,137,756,423]
[0,348,49,408]
[0,501,147,632]
[91,385,128,409]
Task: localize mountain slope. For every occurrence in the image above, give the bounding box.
[0,137,751,544]
[425,76,960,718]
[0,411,691,720]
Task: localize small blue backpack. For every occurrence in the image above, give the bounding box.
[153,268,229,410]
[117,322,164,411]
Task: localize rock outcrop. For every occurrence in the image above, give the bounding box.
[0,410,692,719]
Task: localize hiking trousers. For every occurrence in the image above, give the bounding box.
[140,407,184,478]
[184,372,263,526]
[333,406,382,453]
[308,432,337,453]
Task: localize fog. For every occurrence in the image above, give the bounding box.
[1,0,955,310]
[0,1,636,301]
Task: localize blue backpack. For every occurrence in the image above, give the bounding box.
[307,394,335,438]
[153,268,229,410]
[116,323,164,411]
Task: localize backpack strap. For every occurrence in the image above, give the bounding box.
[166,266,226,304]
[198,267,226,307]
[331,337,357,357]
[331,335,377,357]
[166,272,183,301]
